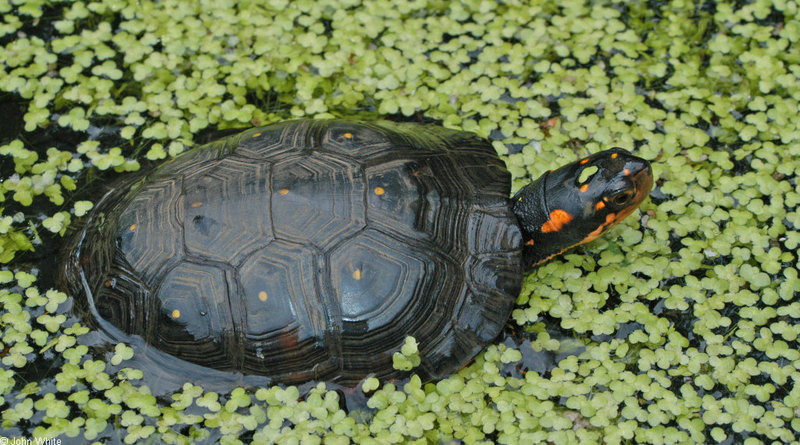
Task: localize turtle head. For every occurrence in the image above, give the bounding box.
[512,148,653,269]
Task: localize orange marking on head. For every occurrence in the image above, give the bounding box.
[580,184,589,193]
[279,188,289,195]
[374,187,385,196]
[525,239,535,246]
[541,209,573,233]
[129,224,137,231]
[252,132,262,138]
[595,201,606,211]
[191,202,202,208]
[580,214,619,246]
[580,158,589,165]
[611,152,618,159]
[343,132,353,139]
[582,225,607,245]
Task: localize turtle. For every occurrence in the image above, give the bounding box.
[61,119,652,385]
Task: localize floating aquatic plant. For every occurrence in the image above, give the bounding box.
[1,0,799,443]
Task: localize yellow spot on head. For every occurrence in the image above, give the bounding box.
[611,152,618,159]
[343,132,353,139]
[541,209,573,233]
[580,184,589,193]
[605,213,616,223]
[191,202,202,208]
[579,158,589,165]
[374,186,385,196]
[595,200,606,211]
[258,291,268,302]
[171,309,180,319]
[129,224,137,231]
[279,188,289,195]
[352,269,362,280]
[252,132,262,138]
[518,196,523,201]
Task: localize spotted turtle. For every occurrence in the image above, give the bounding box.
[62,119,652,385]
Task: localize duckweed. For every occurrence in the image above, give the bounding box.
[1,0,800,443]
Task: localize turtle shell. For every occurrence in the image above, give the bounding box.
[63,119,523,385]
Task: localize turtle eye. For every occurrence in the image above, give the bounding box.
[610,190,633,206]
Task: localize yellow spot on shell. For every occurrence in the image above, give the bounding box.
[129,224,137,231]
[191,202,202,208]
[525,239,535,246]
[252,132,262,138]
[279,188,289,195]
[352,269,362,280]
[611,152,618,159]
[374,187,385,196]
[343,132,353,139]
[580,184,589,193]
[258,291,268,302]
[579,158,589,165]
[171,309,180,319]
[624,168,631,176]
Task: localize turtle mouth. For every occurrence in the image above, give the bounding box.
[630,161,654,206]
[595,158,653,231]
[582,158,653,244]
[611,160,653,225]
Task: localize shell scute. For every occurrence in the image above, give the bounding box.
[182,157,273,265]
[154,262,236,369]
[270,153,366,250]
[117,179,184,287]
